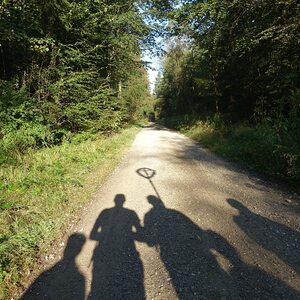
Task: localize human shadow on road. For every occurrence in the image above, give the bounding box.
[22,233,86,300]
[228,198,300,275]
[88,194,145,300]
[143,195,300,299]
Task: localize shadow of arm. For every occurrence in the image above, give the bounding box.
[90,216,103,241]
[207,230,242,265]
[132,213,146,243]
[142,213,157,247]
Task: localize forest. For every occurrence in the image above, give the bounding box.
[0,0,299,298]
[0,0,153,162]
[2,0,298,179]
[0,0,154,297]
[154,0,300,186]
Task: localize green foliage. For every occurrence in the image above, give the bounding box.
[154,1,300,186]
[0,127,139,299]
[155,41,217,117]
[0,0,152,159]
[1,123,52,155]
[0,2,151,295]
[122,66,152,121]
[0,1,151,297]
[164,115,300,187]
[155,0,300,121]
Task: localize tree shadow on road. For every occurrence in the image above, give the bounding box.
[143,195,300,299]
[228,198,300,275]
[22,233,86,300]
[88,194,145,300]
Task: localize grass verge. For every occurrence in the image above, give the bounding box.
[0,126,140,299]
[161,115,300,191]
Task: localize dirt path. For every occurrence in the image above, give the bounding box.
[22,124,300,299]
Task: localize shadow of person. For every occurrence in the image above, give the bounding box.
[88,194,145,300]
[22,233,86,300]
[143,195,300,299]
[143,195,238,299]
[228,198,300,275]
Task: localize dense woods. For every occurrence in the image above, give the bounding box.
[0,1,153,297]
[0,0,300,297]
[154,0,300,184]
[155,0,299,119]
[0,0,152,161]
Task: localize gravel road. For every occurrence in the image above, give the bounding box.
[22,124,300,300]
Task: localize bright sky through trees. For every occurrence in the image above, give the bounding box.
[145,54,160,94]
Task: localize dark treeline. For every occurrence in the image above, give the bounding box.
[1,2,157,296]
[154,0,300,184]
[0,0,153,160]
[155,0,299,120]
[1,0,299,178]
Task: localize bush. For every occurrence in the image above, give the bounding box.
[0,123,53,156]
[164,115,300,187]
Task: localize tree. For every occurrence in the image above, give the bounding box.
[155,0,300,121]
[0,0,153,152]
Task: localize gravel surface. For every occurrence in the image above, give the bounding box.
[22,124,300,300]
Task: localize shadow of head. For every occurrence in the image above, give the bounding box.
[64,233,86,259]
[114,194,126,207]
[227,198,249,213]
[147,195,165,208]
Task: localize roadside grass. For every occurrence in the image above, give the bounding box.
[161,116,300,190]
[0,126,140,299]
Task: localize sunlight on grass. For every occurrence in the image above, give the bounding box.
[162,115,300,189]
[0,126,140,299]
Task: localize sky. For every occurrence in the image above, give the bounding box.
[143,37,165,94]
[142,52,162,94]
[148,57,160,94]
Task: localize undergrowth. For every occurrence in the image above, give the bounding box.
[0,126,140,299]
[161,115,300,190]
